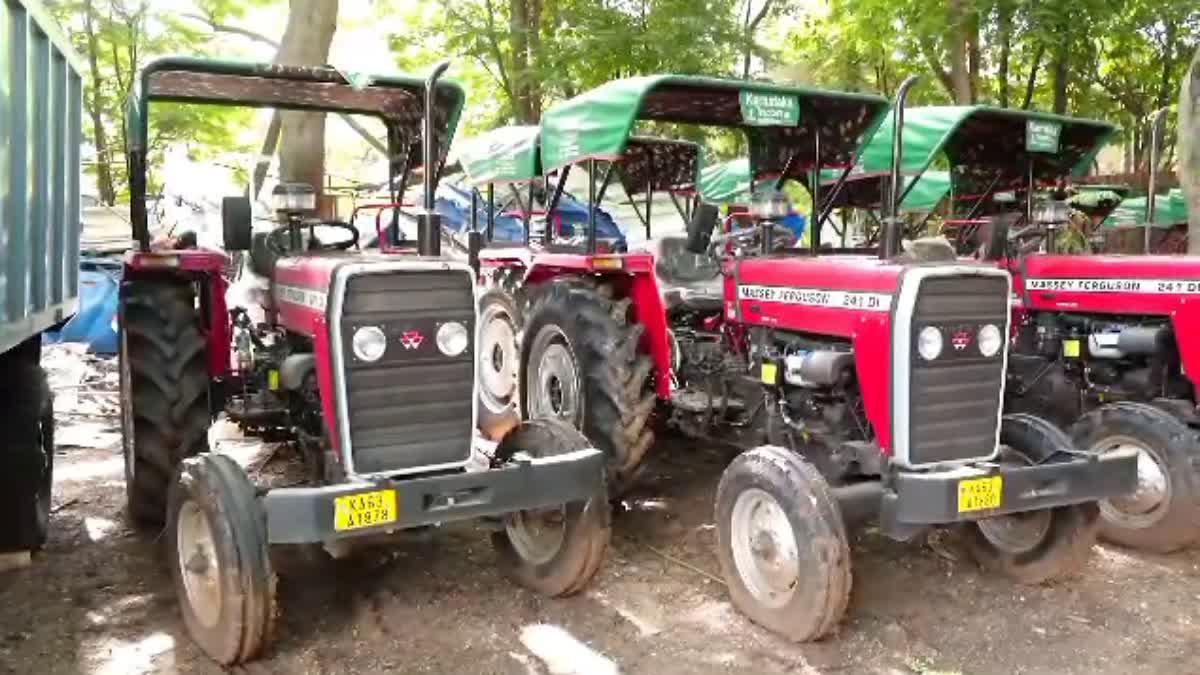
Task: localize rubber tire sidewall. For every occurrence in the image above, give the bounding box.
[167,454,275,665]
[477,287,523,441]
[715,446,851,642]
[1070,402,1200,553]
[965,414,1099,584]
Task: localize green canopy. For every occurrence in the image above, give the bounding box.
[457,125,541,184]
[857,107,1117,198]
[1103,189,1189,228]
[698,157,949,211]
[539,75,888,182]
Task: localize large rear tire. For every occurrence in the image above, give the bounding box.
[965,414,1099,583]
[521,280,655,491]
[491,419,610,596]
[120,278,211,527]
[715,446,851,642]
[168,454,276,665]
[1070,402,1200,553]
[0,339,54,552]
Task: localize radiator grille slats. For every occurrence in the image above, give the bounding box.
[338,269,475,474]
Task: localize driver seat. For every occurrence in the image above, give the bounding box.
[650,235,723,312]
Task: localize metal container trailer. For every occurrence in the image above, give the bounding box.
[0,0,84,552]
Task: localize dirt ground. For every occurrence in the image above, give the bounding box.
[2,391,1200,675]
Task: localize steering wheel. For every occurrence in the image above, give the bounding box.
[307,220,359,251]
[707,223,797,259]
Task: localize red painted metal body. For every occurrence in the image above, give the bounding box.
[1007,253,1200,398]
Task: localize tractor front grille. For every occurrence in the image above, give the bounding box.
[903,273,1009,466]
[335,266,475,475]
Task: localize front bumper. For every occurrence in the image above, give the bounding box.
[880,448,1138,536]
[261,448,606,544]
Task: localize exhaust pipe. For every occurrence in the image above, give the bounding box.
[881,75,920,260]
[418,60,451,257]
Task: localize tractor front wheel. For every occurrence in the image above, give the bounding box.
[715,445,851,642]
[477,287,523,441]
[521,280,655,492]
[491,419,610,596]
[120,278,211,526]
[167,454,276,665]
[1070,402,1200,553]
[0,339,54,552]
[965,414,1099,583]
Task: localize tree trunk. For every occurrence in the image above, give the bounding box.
[966,7,980,103]
[947,0,972,104]
[509,0,534,123]
[1022,43,1044,109]
[276,0,339,198]
[1051,38,1069,114]
[82,0,116,205]
[996,2,1012,107]
[742,0,775,79]
[1180,47,1200,253]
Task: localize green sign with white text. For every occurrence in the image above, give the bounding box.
[1026,120,1062,153]
[740,91,801,127]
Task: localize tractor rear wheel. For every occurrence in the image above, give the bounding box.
[168,453,276,665]
[715,445,851,642]
[492,419,610,596]
[0,338,54,552]
[1070,402,1200,553]
[965,414,1099,583]
[120,278,211,527]
[521,280,655,492]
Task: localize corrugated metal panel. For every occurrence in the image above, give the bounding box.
[1,0,84,355]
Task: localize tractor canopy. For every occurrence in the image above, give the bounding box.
[856,106,1117,203]
[698,157,949,212]
[538,75,889,182]
[1103,188,1189,228]
[458,125,700,196]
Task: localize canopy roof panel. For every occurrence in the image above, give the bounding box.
[457,125,541,184]
[128,57,466,167]
[1103,189,1188,228]
[858,106,1117,196]
[539,75,888,181]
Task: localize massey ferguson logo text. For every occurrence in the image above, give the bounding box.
[274,284,327,311]
[738,284,891,311]
[400,331,424,350]
[1027,278,1200,294]
[952,329,972,350]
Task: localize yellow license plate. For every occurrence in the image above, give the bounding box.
[1062,339,1081,358]
[760,362,778,385]
[957,476,1003,513]
[333,489,397,531]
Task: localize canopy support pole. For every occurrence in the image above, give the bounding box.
[587,159,598,254]
[810,127,822,254]
[1146,106,1170,253]
[390,143,415,246]
[962,172,1004,222]
[775,151,800,190]
[817,165,854,230]
[486,183,495,242]
[646,153,654,239]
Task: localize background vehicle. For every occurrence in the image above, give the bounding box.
[0,0,84,553]
[472,75,1137,641]
[119,57,611,665]
[859,104,1200,553]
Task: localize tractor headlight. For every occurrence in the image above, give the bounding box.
[977,323,1003,358]
[351,326,387,362]
[436,321,470,357]
[917,326,943,361]
[271,182,317,214]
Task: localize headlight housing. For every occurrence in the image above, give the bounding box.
[917,326,943,361]
[351,325,387,362]
[271,182,317,214]
[436,321,470,357]
[977,323,1003,358]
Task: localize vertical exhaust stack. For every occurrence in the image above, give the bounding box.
[418,60,451,257]
[881,75,919,260]
[1146,106,1171,254]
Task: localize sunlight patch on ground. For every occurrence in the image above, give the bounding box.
[520,624,620,675]
[56,456,124,484]
[84,516,119,542]
[89,631,175,675]
[587,589,664,637]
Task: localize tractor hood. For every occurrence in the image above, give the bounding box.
[1017,254,1200,315]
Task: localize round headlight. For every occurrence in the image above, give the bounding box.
[917,326,943,361]
[977,323,1003,357]
[352,326,387,362]
[437,321,470,357]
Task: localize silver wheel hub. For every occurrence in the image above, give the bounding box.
[505,507,567,566]
[479,304,520,413]
[1093,435,1169,528]
[729,488,798,609]
[177,500,222,628]
[527,326,579,423]
[977,509,1053,554]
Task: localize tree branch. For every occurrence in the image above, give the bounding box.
[1021,43,1045,109]
[917,39,955,98]
[181,12,280,48]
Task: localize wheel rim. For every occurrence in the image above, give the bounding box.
[177,500,223,629]
[1092,435,1170,530]
[976,449,1053,554]
[527,325,580,423]
[729,488,799,609]
[479,303,520,413]
[505,507,567,566]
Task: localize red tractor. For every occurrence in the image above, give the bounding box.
[464,75,1137,640]
[118,57,611,665]
[859,105,1200,553]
